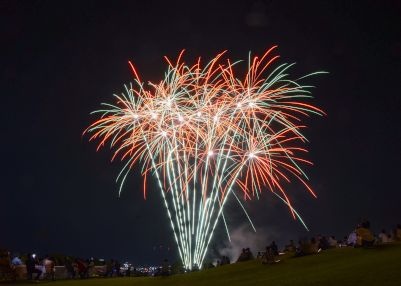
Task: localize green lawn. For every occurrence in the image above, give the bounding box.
[6,244,401,286]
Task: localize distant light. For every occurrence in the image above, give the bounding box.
[208,150,214,157]
[197,111,202,117]
[237,103,242,108]
[213,116,218,122]
[249,152,255,158]
[178,115,184,122]
[166,100,172,107]
[133,114,139,119]
[161,131,167,137]
[151,113,157,119]
[249,102,255,107]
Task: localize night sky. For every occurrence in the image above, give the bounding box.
[2,1,401,265]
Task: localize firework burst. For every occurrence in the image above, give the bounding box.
[85,46,325,269]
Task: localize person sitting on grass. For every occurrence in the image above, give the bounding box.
[328,236,338,248]
[261,246,275,264]
[11,254,22,266]
[347,231,357,247]
[236,248,253,262]
[284,240,295,252]
[378,229,389,244]
[355,222,375,247]
[296,238,319,257]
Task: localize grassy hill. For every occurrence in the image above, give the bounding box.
[6,244,401,286]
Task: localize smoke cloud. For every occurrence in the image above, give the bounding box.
[217,224,279,263]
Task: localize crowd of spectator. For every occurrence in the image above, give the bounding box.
[217,222,401,267]
[0,252,129,282]
[1,222,401,281]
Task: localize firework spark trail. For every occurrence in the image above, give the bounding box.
[85,47,325,269]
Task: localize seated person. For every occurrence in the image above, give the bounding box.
[303,238,319,255]
[245,248,254,260]
[347,231,357,246]
[356,225,374,247]
[378,229,389,244]
[236,248,253,262]
[328,236,338,248]
[11,255,23,266]
[261,246,275,264]
[284,240,295,252]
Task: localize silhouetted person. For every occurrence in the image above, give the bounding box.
[319,236,329,250]
[64,257,75,279]
[220,255,230,265]
[125,265,131,277]
[395,224,401,241]
[328,236,337,248]
[162,259,169,276]
[75,258,88,279]
[114,260,121,276]
[26,253,42,280]
[246,248,254,259]
[270,241,278,256]
[262,246,275,264]
[284,240,295,252]
[362,219,370,229]
[105,259,114,277]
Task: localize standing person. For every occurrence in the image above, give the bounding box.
[43,255,55,280]
[270,241,278,256]
[161,259,169,276]
[64,257,75,279]
[114,260,121,277]
[395,224,401,241]
[87,258,95,277]
[75,258,88,279]
[125,265,131,277]
[105,259,114,277]
[26,253,42,280]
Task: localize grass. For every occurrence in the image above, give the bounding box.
[5,244,401,286]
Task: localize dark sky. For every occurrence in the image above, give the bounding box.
[2,1,401,265]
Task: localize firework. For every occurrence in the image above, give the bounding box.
[85,46,325,269]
